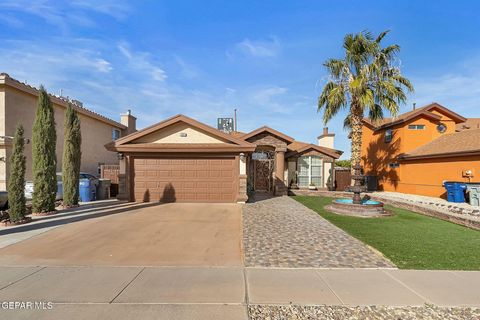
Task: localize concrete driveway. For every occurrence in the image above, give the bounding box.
[0,203,243,266]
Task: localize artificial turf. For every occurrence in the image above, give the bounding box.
[293,195,480,270]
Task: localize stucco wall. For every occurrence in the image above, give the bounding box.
[2,86,121,188]
[134,122,228,144]
[380,156,479,198]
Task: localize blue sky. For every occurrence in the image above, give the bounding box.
[1,1,479,159]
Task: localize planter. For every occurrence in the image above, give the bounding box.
[32,210,57,217]
[2,216,32,227]
[308,185,317,190]
[59,204,80,210]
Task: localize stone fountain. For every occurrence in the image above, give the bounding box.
[326,164,388,217]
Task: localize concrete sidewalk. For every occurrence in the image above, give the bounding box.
[0,266,478,319]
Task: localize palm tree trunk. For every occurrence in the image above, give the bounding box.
[350,103,363,172]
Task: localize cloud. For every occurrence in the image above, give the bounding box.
[410,55,480,116]
[0,0,130,32]
[174,55,199,79]
[233,37,281,58]
[71,0,131,20]
[117,42,167,82]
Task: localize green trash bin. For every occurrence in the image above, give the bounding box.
[466,184,480,206]
[97,179,111,200]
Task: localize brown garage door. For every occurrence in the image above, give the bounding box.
[133,157,237,203]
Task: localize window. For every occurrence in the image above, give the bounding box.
[388,163,400,169]
[297,156,323,187]
[408,124,425,130]
[385,129,393,143]
[112,129,120,141]
[437,123,447,133]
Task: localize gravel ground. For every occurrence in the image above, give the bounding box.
[248,304,480,320]
[243,196,394,268]
[371,191,480,218]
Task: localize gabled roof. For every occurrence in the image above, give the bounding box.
[106,114,256,153]
[241,126,294,143]
[286,141,343,159]
[399,129,480,160]
[363,102,467,131]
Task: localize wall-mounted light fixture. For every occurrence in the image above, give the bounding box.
[117,153,124,160]
[240,153,245,162]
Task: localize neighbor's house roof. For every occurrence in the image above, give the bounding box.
[286,140,343,159]
[363,102,466,131]
[456,118,480,132]
[0,73,126,129]
[399,129,480,160]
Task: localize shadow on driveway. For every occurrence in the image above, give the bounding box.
[0,202,164,236]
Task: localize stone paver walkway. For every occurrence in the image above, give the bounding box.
[243,196,394,268]
[0,266,479,319]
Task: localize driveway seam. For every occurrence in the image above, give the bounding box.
[109,267,145,304]
[314,270,345,306]
[0,266,46,291]
[381,269,431,304]
[242,268,251,319]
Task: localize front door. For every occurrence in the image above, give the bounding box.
[254,160,272,192]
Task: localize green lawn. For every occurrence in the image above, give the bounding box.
[293,196,480,270]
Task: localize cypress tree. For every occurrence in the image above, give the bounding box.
[32,86,57,213]
[62,104,82,207]
[7,124,26,222]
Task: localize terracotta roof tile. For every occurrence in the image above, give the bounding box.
[456,118,480,131]
[401,129,480,159]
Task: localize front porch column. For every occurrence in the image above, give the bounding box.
[274,147,287,195]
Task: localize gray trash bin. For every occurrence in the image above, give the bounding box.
[466,183,480,206]
[97,179,111,200]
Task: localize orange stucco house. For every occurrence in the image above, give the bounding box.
[361,103,480,198]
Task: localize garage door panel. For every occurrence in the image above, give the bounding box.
[133,157,236,203]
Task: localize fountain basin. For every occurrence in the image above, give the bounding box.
[326,198,388,217]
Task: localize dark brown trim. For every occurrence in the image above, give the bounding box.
[285,143,342,159]
[111,114,254,148]
[399,150,480,161]
[241,126,294,143]
[363,102,467,132]
[109,143,255,153]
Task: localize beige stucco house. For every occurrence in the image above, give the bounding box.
[106,114,342,203]
[0,73,136,190]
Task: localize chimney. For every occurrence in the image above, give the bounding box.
[413,103,416,110]
[120,109,137,135]
[317,127,335,149]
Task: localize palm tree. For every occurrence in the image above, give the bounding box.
[318,30,413,170]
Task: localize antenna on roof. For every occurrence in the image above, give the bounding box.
[234,108,237,131]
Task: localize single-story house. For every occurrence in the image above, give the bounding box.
[0,73,136,190]
[106,114,342,203]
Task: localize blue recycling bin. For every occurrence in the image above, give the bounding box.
[443,182,467,203]
[79,179,96,202]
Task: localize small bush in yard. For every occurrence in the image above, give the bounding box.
[7,124,27,222]
[62,103,82,207]
[32,86,57,213]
